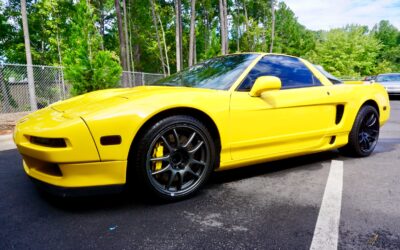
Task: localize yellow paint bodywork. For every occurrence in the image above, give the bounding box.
[13,53,391,189]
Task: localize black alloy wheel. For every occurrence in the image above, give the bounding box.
[132,115,216,201]
[358,110,379,153]
[339,105,380,157]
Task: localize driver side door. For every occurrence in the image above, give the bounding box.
[229,55,336,161]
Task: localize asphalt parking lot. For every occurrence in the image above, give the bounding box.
[1,100,399,250]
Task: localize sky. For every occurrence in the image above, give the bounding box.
[283,0,400,31]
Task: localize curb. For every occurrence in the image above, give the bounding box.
[0,134,13,143]
[0,134,16,151]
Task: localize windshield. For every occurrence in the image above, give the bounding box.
[376,74,400,82]
[314,65,343,84]
[152,54,259,90]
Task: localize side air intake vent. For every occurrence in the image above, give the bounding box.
[336,105,345,124]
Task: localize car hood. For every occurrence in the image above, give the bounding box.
[50,86,218,117]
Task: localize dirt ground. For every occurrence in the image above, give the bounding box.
[0,112,30,135]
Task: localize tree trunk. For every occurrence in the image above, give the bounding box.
[234,0,240,52]
[115,0,129,87]
[157,13,170,75]
[51,2,63,66]
[270,0,275,53]
[243,1,251,50]
[236,24,240,52]
[99,0,105,50]
[262,6,268,52]
[128,22,135,72]
[219,0,225,55]
[122,0,132,86]
[223,0,229,53]
[188,0,196,67]
[122,0,130,69]
[150,0,166,75]
[194,34,197,64]
[202,5,209,52]
[219,0,229,55]
[21,0,37,111]
[127,4,135,76]
[175,0,183,72]
[86,0,93,60]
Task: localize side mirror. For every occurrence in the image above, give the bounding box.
[249,76,282,97]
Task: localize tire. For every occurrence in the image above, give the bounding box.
[339,105,380,157]
[131,115,216,201]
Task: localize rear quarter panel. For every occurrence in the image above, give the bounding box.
[328,82,390,134]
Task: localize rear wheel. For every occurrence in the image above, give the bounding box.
[339,105,379,157]
[132,115,216,201]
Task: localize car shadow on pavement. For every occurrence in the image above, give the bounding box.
[209,150,339,185]
[36,188,145,211]
[39,150,339,212]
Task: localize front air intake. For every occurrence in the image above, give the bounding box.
[30,136,67,148]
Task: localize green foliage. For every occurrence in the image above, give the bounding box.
[372,20,400,72]
[273,2,316,56]
[63,0,121,96]
[306,25,382,77]
[1,0,400,81]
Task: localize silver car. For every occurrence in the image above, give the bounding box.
[375,73,400,95]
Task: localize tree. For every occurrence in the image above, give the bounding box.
[150,0,166,75]
[21,0,37,110]
[219,0,228,55]
[63,0,122,95]
[188,0,196,67]
[122,0,131,75]
[306,25,382,77]
[269,0,275,52]
[115,0,128,86]
[175,0,183,72]
[2,0,399,80]
[372,20,400,72]
[157,10,170,75]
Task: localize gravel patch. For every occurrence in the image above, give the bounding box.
[0,112,30,134]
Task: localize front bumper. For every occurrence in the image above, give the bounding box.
[14,107,100,163]
[14,107,128,189]
[23,157,127,188]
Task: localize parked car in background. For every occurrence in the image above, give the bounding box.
[364,75,376,81]
[375,73,400,95]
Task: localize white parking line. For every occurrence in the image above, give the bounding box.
[310,160,344,250]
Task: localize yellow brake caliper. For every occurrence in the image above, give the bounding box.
[152,143,164,171]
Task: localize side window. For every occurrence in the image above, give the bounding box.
[238,55,321,91]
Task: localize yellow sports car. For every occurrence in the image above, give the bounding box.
[14,53,390,200]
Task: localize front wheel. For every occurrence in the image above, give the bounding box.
[132,115,216,201]
[339,105,380,157]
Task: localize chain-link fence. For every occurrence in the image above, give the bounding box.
[0,64,165,113]
[121,71,165,87]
